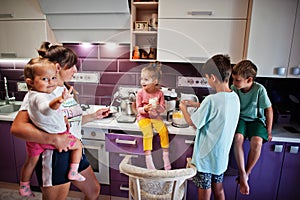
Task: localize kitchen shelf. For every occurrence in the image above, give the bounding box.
[130,0,158,61]
[132,2,158,10]
[132,30,157,34]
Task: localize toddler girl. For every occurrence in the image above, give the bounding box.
[19,57,85,197]
[136,64,171,170]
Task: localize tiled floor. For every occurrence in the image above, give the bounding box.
[0,182,126,200]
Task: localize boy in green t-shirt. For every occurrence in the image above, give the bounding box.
[231,60,273,195]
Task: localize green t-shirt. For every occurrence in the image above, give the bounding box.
[231,82,271,124]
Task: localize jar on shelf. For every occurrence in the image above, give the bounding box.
[132,46,140,59]
[148,47,156,59]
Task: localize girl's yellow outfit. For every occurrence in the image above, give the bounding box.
[136,89,169,151]
[138,118,169,150]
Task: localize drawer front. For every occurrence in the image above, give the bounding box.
[81,128,108,140]
[109,152,145,166]
[110,180,129,198]
[110,166,129,182]
[105,133,144,155]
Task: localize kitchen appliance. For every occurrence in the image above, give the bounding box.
[167,109,189,128]
[161,87,177,116]
[180,93,199,114]
[81,127,110,184]
[115,86,139,123]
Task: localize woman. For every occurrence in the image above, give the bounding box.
[11,42,109,200]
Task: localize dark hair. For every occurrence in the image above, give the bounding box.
[232,60,257,79]
[37,42,79,101]
[37,42,78,70]
[201,54,231,83]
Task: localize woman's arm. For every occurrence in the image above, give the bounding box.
[81,107,110,125]
[10,110,72,152]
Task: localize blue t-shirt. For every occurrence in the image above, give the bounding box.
[191,91,240,175]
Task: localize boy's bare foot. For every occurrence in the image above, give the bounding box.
[239,174,250,195]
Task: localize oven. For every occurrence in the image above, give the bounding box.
[81,127,110,185]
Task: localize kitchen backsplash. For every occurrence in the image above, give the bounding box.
[0,43,299,123]
[0,43,208,105]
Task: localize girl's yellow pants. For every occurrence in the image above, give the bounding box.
[138,118,169,151]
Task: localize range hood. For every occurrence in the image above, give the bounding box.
[38,0,130,44]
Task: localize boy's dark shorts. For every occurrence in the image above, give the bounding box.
[192,172,224,189]
[35,150,90,187]
[236,119,268,142]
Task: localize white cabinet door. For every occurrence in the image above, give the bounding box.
[246,0,298,77]
[0,0,45,20]
[157,19,246,63]
[159,0,249,19]
[287,3,300,78]
[0,21,51,58]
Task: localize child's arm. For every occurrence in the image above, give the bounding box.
[265,106,273,141]
[179,101,196,129]
[184,100,200,108]
[50,87,73,110]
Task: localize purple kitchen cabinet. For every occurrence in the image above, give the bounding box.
[187,147,238,200]
[105,133,144,155]
[169,134,195,169]
[236,141,284,200]
[0,121,17,183]
[277,142,300,200]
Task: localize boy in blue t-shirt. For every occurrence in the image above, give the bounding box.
[231,60,273,195]
[180,54,240,200]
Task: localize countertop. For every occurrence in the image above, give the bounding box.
[1,104,300,143]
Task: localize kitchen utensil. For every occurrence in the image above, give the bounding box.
[109,91,119,110]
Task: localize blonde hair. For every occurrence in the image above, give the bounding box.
[24,57,55,89]
[141,63,162,84]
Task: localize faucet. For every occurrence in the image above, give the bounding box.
[4,77,15,104]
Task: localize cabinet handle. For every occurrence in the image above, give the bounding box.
[185,56,209,62]
[185,140,194,145]
[119,153,138,158]
[274,145,283,152]
[120,184,129,191]
[0,52,17,58]
[188,11,213,16]
[116,138,137,145]
[0,13,14,18]
[290,146,299,154]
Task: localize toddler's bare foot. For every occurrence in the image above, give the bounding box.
[239,174,250,195]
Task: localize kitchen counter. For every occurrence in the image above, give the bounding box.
[1,104,300,143]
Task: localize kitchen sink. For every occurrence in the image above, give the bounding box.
[0,104,21,114]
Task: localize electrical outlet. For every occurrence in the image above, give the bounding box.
[177,76,210,88]
[71,72,99,83]
[17,82,28,92]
